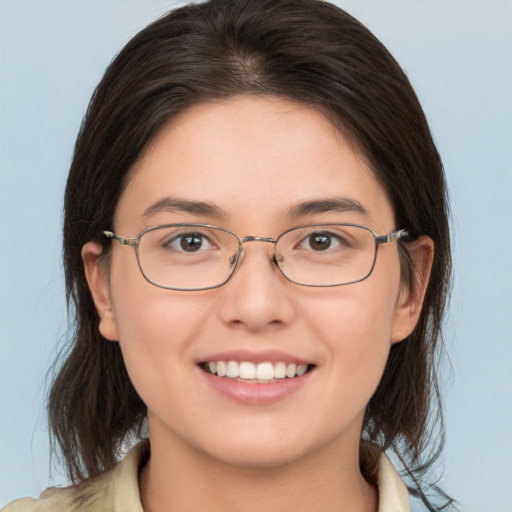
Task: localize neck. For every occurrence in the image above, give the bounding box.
[139,428,377,512]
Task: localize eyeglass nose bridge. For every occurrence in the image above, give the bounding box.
[240,235,277,244]
[232,235,283,275]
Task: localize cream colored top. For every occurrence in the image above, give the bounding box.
[3,443,410,511]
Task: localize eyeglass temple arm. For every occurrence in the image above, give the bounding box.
[102,228,408,248]
[375,228,409,245]
[103,231,138,247]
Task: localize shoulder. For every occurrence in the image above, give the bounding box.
[1,480,108,512]
[2,486,82,512]
[2,442,149,512]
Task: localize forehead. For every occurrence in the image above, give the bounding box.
[115,95,394,233]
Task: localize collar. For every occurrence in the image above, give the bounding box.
[7,442,410,511]
[376,451,411,511]
[108,442,410,512]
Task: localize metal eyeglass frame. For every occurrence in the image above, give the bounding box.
[103,223,409,291]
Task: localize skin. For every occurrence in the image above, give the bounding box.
[83,95,433,512]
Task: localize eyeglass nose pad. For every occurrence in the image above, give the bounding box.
[229,245,244,270]
[231,243,280,271]
[273,253,289,280]
[273,252,284,266]
[229,251,239,268]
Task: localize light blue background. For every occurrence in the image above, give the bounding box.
[1,1,511,510]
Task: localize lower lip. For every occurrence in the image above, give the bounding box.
[200,367,313,405]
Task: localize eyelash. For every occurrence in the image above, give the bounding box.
[164,232,216,252]
[296,231,351,252]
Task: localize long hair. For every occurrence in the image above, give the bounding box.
[50,0,452,508]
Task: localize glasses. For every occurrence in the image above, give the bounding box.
[103,223,408,291]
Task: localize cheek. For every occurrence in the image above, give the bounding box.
[109,250,207,344]
[303,270,400,396]
[113,294,215,422]
[108,256,212,403]
[308,276,398,345]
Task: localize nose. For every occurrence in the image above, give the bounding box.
[216,240,296,332]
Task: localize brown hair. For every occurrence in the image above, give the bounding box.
[50,0,452,508]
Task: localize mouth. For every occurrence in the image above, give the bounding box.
[200,360,315,383]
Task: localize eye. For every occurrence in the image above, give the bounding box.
[166,232,215,252]
[299,231,345,251]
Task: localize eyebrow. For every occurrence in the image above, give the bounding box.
[142,196,227,220]
[285,197,369,219]
[141,195,368,222]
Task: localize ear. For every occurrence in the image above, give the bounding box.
[391,236,434,344]
[81,242,119,342]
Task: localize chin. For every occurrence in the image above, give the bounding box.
[190,422,335,470]
[206,442,308,470]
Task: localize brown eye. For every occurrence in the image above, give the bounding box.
[180,234,203,252]
[304,232,338,251]
[167,232,213,252]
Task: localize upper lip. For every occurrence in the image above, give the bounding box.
[197,349,313,365]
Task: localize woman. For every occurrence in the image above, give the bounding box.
[4,0,453,510]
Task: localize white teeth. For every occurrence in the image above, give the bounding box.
[226,361,239,378]
[205,360,310,380]
[274,361,287,379]
[296,364,308,376]
[256,362,274,380]
[286,363,297,378]
[239,361,256,379]
[216,361,227,377]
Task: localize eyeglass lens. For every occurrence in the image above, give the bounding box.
[135,224,378,290]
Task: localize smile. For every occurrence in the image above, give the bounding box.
[201,361,313,383]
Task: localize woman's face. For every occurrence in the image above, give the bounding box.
[84,95,425,467]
